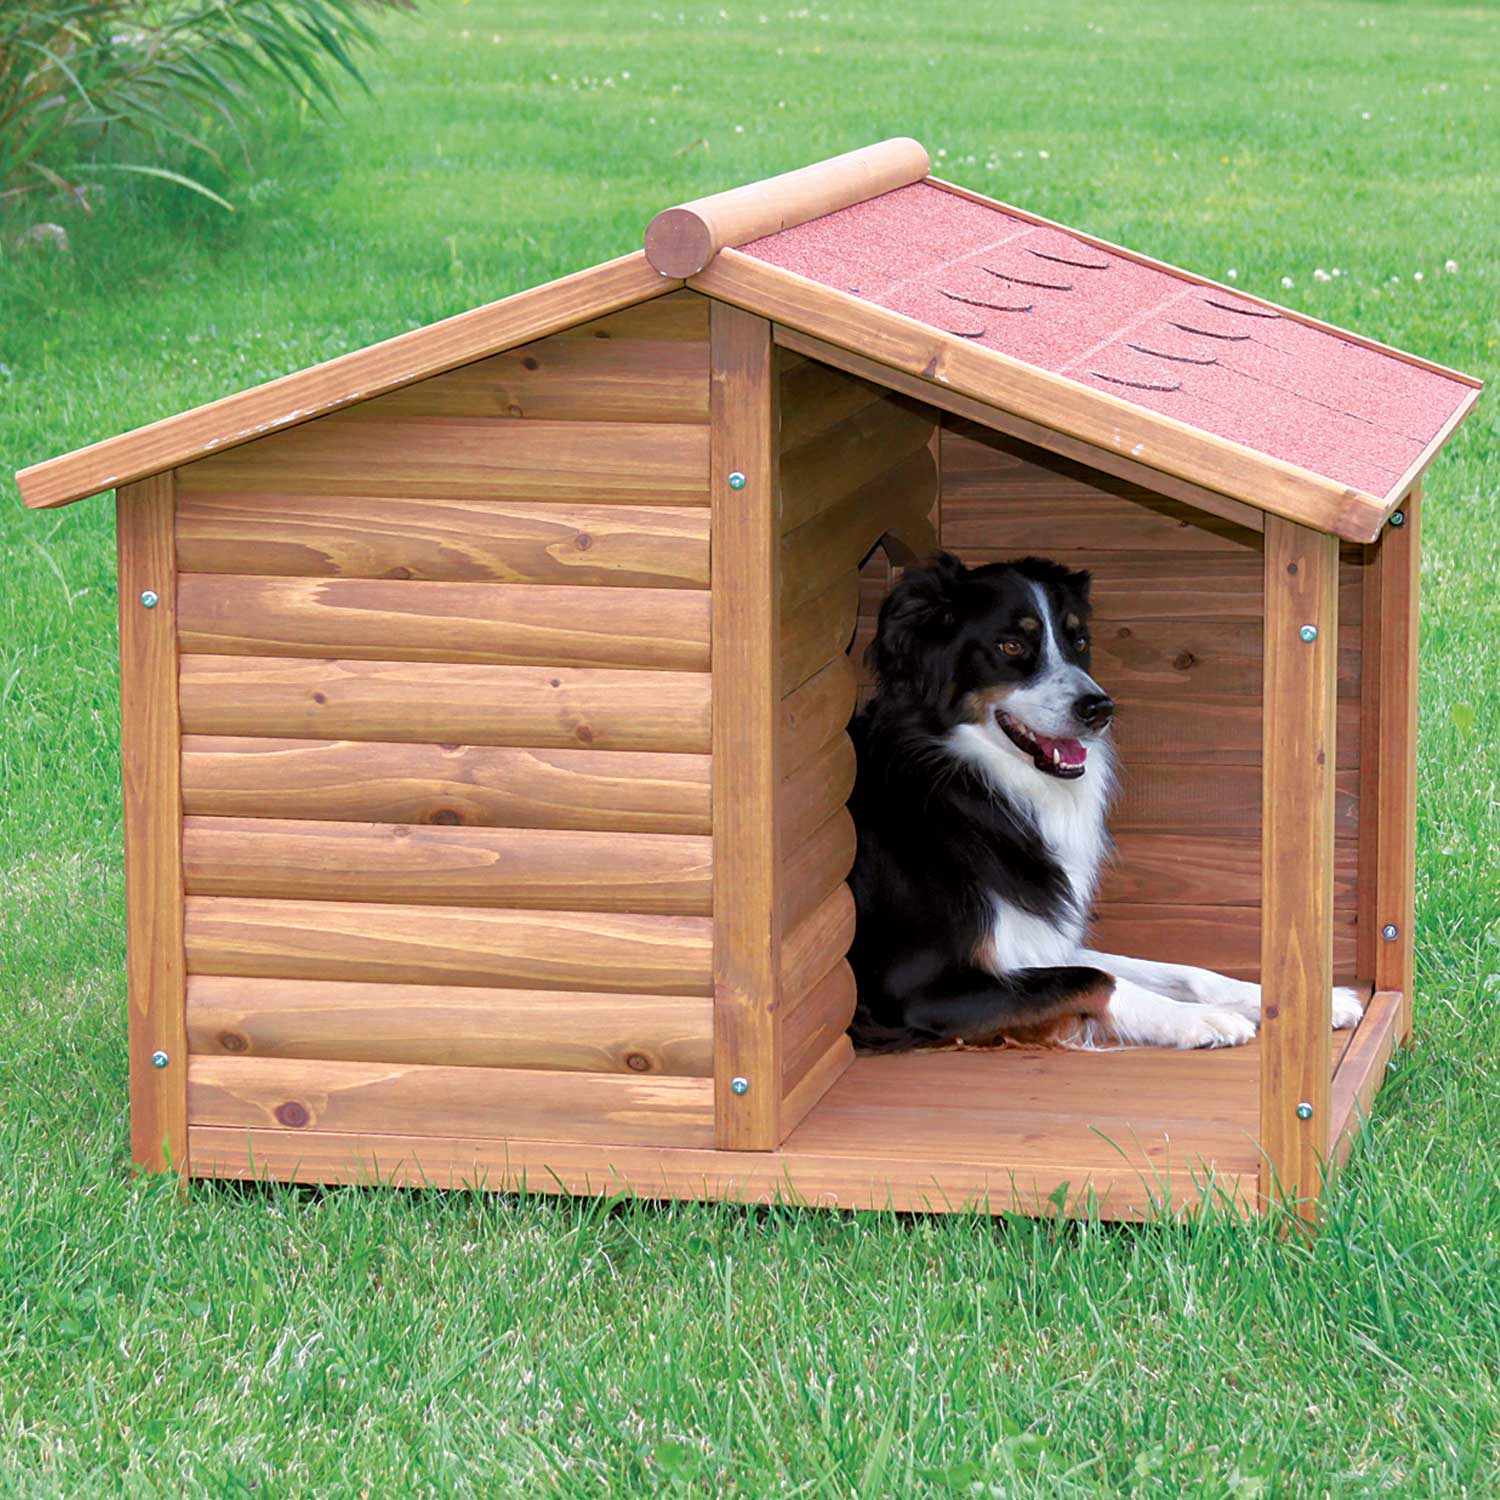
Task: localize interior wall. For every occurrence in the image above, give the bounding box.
[932,418,1363,983]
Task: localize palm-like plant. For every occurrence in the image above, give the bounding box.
[0,0,400,211]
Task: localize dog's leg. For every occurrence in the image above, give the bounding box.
[1076,949,1365,1030]
[871,965,1255,1051]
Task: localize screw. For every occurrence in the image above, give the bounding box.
[151,1050,169,1069]
[1299,624,1318,643]
[1296,1102,1314,1121]
[1382,923,1399,942]
[140,590,159,609]
[1389,510,1406,528]
[727,471,747,490]
[730,1076,749,1096]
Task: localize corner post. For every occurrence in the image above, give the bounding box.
[1259,515,1338,1221]
[710,302,783,1148]
[1368,488,1421,1040]
[117,473,189,1176]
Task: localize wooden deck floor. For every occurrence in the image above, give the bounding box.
[188,991,1395,1221]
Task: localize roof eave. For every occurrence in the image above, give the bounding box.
[693,248,1408,544]
[15,251,679,511]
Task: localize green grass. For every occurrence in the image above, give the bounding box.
[3,1,1499,1493]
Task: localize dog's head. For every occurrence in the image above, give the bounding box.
[870,552,1113,780]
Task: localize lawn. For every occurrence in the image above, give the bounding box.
[2,0,1499,1493]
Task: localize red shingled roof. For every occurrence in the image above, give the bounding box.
[741,180,1471,505]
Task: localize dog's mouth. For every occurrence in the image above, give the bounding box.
[996,712,1088,779]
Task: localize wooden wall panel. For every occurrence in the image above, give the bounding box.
[188,976,712,1076]
[188,1055,715,1149]
[181,737,711,834]
[775,352,939,1130]
[936,420,1365,983]
[177,496,709,588]
[185,897,713,996]
[177,575,710,672]
[182,817,713,915]
[179,657,712,753]
[166,290,719,1151]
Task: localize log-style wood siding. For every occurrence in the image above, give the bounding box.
[175,291,722,1146]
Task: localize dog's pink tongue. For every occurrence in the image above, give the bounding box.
[1036,734,1087,769]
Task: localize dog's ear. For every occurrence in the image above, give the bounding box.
[1064,566,1093,611]
[870,551,968,698]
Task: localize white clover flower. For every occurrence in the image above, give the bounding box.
[1361,111,1372,120]
[1414,271,1424,281]
[1281,276,1294,288]
[1038,149,1050,159]
[1332,267,1343,277]
[1445,259,1458,272]
[1314,268,1330,281]
[1226,268,1238,280]
[734,124,744,133]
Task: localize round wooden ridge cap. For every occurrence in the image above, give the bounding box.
[643,136,931,278]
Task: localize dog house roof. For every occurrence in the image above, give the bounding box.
[17,139,1480,542]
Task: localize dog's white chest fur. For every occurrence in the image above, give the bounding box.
[947,723,1115,975]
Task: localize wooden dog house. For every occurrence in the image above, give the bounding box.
[18,139,1480,1223]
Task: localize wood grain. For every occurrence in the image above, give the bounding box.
[779,449,938,615]
[117,474,189,1175]
[189,1054,715,1148]
[1087,902,1356,983]
[779,396,936,533]
[781,654,857,777]
[182,817,714,914]
[185,896,713,995]
[1097,832,1358,908]
[177,418,710,504]
[177,574,711,672]
[337,290,710,424]
[780,808,858,934]
[1258,517,1339,1220]
[780,882,857,1009]
[187,975,713,1076]
[779,1035,855,1139]
[1328,988,1403,1170]
[694,249,1390,542]
[177,494,710,588]
[181,736,711,834]
[780,569,859,696]
[19,252,677,510]
[178,657,712,753]
[1366,492,1421,1037]
[710,301,783,1148]
[779,356,888,451]
[779,730,857,852]
[782,960,858,1091]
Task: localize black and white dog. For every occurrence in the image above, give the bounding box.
[846,551,1364,1052]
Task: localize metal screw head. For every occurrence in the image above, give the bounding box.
[1382,923,1400,942]
[140,590,159,609]
[151,1050,169,1070]
[727,471,747,490]
[730,1076,749,1096]
[1299,624,1319,643]
[1389,510,1406,528]
[1296,1101,1314,1121]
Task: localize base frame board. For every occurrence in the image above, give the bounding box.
[187,988,1398,1219]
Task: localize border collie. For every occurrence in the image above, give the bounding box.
[846,552,1365,1052]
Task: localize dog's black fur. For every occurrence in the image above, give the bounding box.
[845,552,1116,1052]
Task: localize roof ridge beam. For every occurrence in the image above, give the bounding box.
[644,138,929,278]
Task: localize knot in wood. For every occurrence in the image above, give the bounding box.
[1173,651,1196,671]
[625,1053,652,1073]
[219,1031,248,1053]
[274,1101,311,1129]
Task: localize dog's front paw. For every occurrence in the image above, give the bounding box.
[1181,1007,1258,1049]
[1332,986,1365,1031]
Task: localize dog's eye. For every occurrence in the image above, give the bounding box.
[1001,640,1025,657]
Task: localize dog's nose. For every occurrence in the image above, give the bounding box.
[1075,692,1114,730]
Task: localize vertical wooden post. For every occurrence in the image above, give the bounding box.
[1366,488,1421,1041]
[1260,516,1338,1220]
[710,302,783,1149]
[117,474,189,1175]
